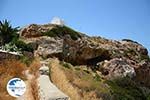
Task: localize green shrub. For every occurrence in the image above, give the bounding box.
[62,62,71,69]
[147,95,150,100]
[62,26,81,40]
[94,73,101,81]
[14,40,33,52]
[122,39,139,44]
[19,55,33,66]
[43,25,81,40]
[124,48,137,57]
[42,28,58,37]
[106,77,147,100]
[140,54,150,61]
[75,67,80,71]
[4,43,21,52]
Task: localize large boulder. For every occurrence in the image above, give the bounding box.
[63,37,111,65]
[98,58,136,79]
[33,36,63,59]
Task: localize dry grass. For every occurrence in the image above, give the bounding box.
[62,65,110,98]
[30,59,40,100]
[0,59,27,100]
[31,77,40,100]
[28,58,40,100]
[0,57,41,100]
[49,58,105,100]
[28,58,40,76]
[50,59,82,100]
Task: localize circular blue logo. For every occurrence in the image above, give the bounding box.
[7,78,26,97]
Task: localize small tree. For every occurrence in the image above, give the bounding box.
[0,19,19,45]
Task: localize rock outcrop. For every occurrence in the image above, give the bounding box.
[98,58,136,79]
[20,24,55,38]
[19,22,150,87]
[63,37,111,65]
[33,36,63,58]
[0,51,20,60]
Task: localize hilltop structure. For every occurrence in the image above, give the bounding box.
[50,17,65,27]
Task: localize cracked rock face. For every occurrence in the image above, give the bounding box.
[19,23,150,87]
[63,37,111,65]
[20,23,149,65]
[33,36,63,58]
[20,24,55,38]
[98,58,136,79]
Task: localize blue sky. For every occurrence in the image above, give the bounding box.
[0,0,150,53]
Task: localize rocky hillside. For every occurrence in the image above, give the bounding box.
[18,22,150,100]
[1,20,150,100]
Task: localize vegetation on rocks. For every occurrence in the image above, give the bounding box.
[50,59,111,100]
[0,19,150,100]
[140,54,150,61]
[19,21,150,100]
[57,59,150,100]
[106,77,150,100]
[0,19,34,68]
[14,40,33,52]
[0,20,33,53]
[43,25,81,40]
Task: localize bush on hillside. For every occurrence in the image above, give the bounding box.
[43,25,81,40]
[14,40,33,52]
[106,77,150,100]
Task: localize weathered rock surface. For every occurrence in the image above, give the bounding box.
[0,51,20,60]
[98,58,136,79]
[19,23,150,87]
[20,23,149,64]
[34,36,63,58]
[63,37,111,65]
[20,24,55,38]
[135,61,150,87]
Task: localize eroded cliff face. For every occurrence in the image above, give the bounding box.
[19,23,150,99]
[20,23,150,79]
[20,24,55,38]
